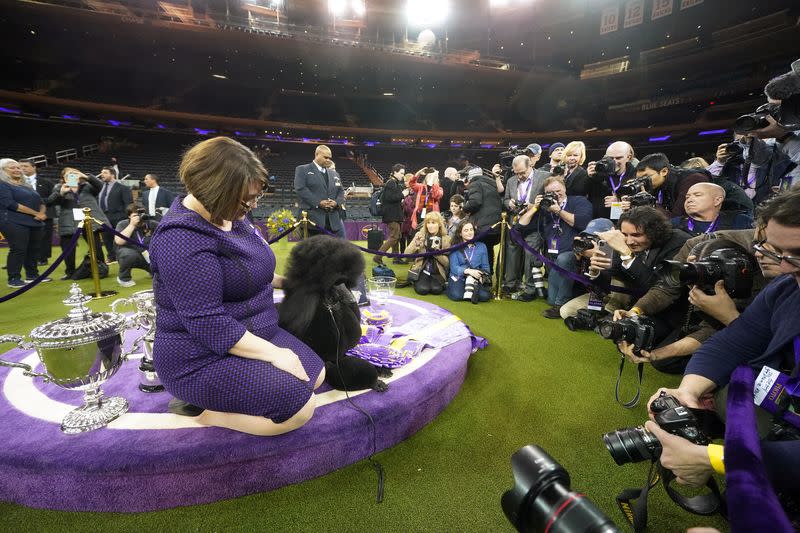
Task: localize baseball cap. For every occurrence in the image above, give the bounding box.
[582,218,614,236]
[525,143,542,155]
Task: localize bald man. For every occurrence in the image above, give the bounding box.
[586,140,637,219]
[294,145,346,238]
[671,183,753,236]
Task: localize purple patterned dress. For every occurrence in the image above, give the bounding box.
[149,197,324,423]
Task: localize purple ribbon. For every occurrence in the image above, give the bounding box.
[724,366,794,532]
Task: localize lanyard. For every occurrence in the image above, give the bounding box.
[251,223,268,246]
[517,178,532,203]
[609,173,624,195]
[686,215,719,234]
[464,244,476,266]
[136,232,145,247]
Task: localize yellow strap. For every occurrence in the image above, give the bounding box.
[707,444,725,475]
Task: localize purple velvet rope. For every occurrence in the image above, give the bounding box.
[508,228,644,297]
[0,227,83,304]
[310,223,495,259]
[725,366,793,532]
[100,220,297,246]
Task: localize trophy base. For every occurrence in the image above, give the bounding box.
[139,382,165,393]
[90,290,119,300]
[61,396,129,434]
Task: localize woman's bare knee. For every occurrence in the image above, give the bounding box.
[284,394,316,430]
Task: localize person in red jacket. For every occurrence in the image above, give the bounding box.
[409,167,443,230]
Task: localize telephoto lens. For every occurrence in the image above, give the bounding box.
[502,445,620,533]
[602,426,661,465]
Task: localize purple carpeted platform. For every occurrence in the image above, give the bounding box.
[0,295,482,512]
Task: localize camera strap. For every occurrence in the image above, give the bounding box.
[616,461,726,532]
[614,357,644,409]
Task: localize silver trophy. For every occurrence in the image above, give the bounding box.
[0,284,133,434]
[111,289,163,393]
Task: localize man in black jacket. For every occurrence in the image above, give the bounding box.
[20,160,54,265]
[463,166,503,273]
[374,163,408,265]
[586,141,637,220]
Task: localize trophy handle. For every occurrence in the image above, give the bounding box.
[0,336,51,382]
[121,333,146,361]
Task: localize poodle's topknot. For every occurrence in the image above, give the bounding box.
[282,235,365,293]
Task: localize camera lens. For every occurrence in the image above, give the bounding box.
[598,321,620,341]
[734,113,769,134]
[602,427,661,465]
[503,445,620,533]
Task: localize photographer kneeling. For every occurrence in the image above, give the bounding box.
[516,175,593,318]
[447,219,491,304]
[114,204,157,287]
[640,188,800,523]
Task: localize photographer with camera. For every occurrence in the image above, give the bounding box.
[409,167,443,231]
[587,141,637,220]
[638,189,800,525]
[709,135,796,206]
[672,183,753,236]
[463,166,503,273]
[447,220,492,304]
[502,155,546,300]
[516,175,593,318]
[632,153,710,218]
[113,203,157,287]
[492,143,548,196]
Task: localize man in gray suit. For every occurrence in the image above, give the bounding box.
[294,145,346,239]
[502,154,549,300]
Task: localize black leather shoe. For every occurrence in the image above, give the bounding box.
[168,398,205,417]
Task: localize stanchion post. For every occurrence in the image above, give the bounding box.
[495,212,508,300]
[301,210,309,240]
[82,208,117,299]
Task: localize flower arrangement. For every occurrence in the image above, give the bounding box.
[266,209,296,238]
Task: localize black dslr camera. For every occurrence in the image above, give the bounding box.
[598,315,656,352]
[659,247,755,298]
[551,164,566,176]
[617,176,652,198]
[502,445,620,532]
[592,155,618,178]
[538,191,560,211]
[564,309,604,332]
[724,141,745,165]
[499,148,528,170]
[627,191,657,208]
[602,393,713,465]
[572,234,599,256]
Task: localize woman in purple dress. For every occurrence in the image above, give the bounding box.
[149,137,325,436]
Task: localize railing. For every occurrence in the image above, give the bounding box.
[26,154,48,167]
[82,143,99,156]
[55,148,78,163]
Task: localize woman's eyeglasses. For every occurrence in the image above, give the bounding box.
[752,240,800,269]
[240,192,265,211]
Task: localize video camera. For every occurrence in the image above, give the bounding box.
[602,392,714,465]
[502,445,620,533]
[617,176,652,198]
[498,148,529,170]
[659,247,755,298]
[735,58,800,134]
[598,315,656,352]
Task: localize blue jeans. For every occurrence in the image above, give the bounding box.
[446,276,491,302]
[547,251,577,306]
[0,221,42,282]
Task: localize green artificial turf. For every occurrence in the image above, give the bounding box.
[0,241,728,532]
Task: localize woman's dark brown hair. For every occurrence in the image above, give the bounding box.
[180,137,266,225]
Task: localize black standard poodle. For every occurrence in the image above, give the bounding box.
[278,235,388,392]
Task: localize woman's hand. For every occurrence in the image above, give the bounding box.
[269,347,310,382]
[33,212,47,221]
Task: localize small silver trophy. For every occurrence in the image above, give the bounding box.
[0,284,132,434]
[111,289,163,393]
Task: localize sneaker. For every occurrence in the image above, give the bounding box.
[117,277,136,288]
[106,260,118,265]
[392,258,408,265]
[542,306,562,319]
[7,279,26,288]
[60,274,73,281]
[25,276,52,283]
[372,255,384,265]
[512,291,537,302]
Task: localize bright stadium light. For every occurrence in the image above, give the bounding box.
[406,0,448,27]
[352,0,365,17]
[329,0,347,16]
